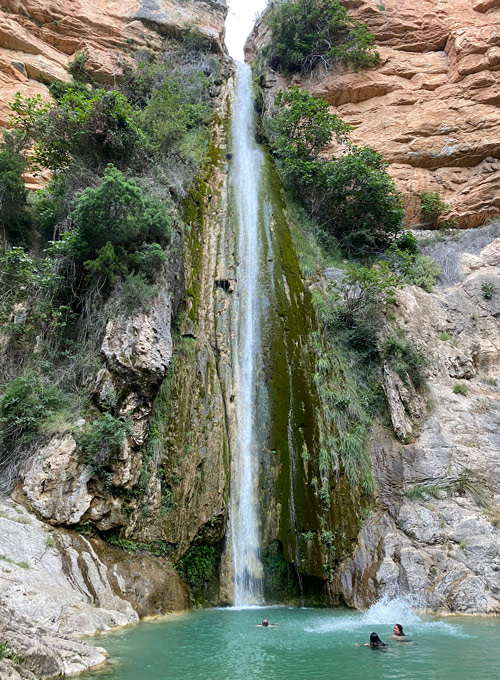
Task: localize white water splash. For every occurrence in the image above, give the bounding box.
[305,596,469,637]
[229,62,265,607]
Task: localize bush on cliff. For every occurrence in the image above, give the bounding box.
[264,0,380,75]
[0,132,31,245]
[10,89,145,172]
[267,87,405,255]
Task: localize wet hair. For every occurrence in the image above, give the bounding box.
[369,632,386,647]
[394,624,406,636]
[262,619,269,627]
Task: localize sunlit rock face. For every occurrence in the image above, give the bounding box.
[247,0,500,229]
[0,497,186,677]
[0,0,227,129]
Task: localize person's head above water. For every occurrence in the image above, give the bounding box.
[262,619,269,627]
[369,632,385,647]
[393,624,406,636]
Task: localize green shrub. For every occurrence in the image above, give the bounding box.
[329,260,402,317]
[10,89,145,171]
[405,484,441,499]
[177,544,218,588]
[382,335,428,389]
[265,0,380,75]
[115,272,159,314]
[128,243,168,282]
[453,383,468,395]
[481,281,494,300]
[419,190,454,227]
[0,372,65,448]
[448,469,488,507]
[76,413,132,483]
[67,50,93,84]
[268,88,404,255]
[385,244,442,292]
[73,165,172,260]
[0,137,31,244]
[31,176,67,241]
[268,87,351,164]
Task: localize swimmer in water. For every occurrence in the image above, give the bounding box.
[388,623,411,641]
[257,618,279,628]
[365,632,387,648]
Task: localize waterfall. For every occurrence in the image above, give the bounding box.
[229,62,265,606]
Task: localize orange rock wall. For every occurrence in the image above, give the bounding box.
[0,0,227,124]
[248,0,500,228]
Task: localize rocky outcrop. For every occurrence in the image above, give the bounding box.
[0,0,228,175]
[18,240,184,534]
[0,600,107,680]
[247,0,500,228]
[0,496,186,674]
[336,230,500,613]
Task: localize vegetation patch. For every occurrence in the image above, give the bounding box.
[419,190,457,228]
[262,541,301,603]
[76,413,132,486]
[265,86,405,256]
[382,334,428,389]
[263,0,380,75]
[177,544,218,589]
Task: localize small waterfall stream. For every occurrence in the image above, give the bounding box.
[229,62,265,606]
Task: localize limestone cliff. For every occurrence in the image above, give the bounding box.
[247,0,500,229]
[0,1,228,675]
[336,229,500,613]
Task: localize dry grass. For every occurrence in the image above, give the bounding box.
[420,222,500,287]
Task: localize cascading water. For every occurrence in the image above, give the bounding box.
[229,62,265,606]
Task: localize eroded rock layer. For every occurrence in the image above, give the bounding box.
[0,0,227,142]
[336,230,500,613]
[247,0,500,229]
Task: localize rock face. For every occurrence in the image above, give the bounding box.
[0,496,186,674]
[336,230,500,613]
[0,0,228,139]
[247,0,500,229]
[20,242,184,534]
[0,600,108,680]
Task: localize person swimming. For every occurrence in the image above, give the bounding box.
[257,618,278,628]
[389,623,410,641]
[367,632,386,648]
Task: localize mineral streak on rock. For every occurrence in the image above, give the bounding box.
[247,0,500,229]
[0,497,186,677]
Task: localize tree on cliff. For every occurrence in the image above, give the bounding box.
[267,87,404,255]
[264,0,380,75]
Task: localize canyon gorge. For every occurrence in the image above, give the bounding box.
[0,1,499,678]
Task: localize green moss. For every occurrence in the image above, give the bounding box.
[177,544,219,589]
